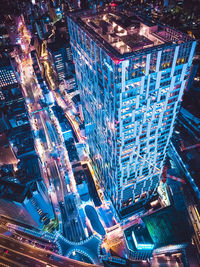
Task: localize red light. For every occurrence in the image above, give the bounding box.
[73,60,75,64]
[5,249,8,254]
[111,2,117,7]
[112,58,123,64]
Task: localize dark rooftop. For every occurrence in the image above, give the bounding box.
[0,179,31,203]
[48,38,68,52]
[19,155,42,182]
[0,54,11,67]
[142,205,190,247]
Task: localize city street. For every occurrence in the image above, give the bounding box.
[0,232,96,267]
[14,18,104,265]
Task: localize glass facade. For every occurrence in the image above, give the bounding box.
[67,10,196,215]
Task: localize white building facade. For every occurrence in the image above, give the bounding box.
[67,8,196,216]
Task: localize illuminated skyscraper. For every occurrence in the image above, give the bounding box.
[68,7,196,217]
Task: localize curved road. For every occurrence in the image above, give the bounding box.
[0,232,96,267]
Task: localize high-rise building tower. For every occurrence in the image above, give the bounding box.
[68,8,196,217]
[48,42,73,82]
[0,54,18,87]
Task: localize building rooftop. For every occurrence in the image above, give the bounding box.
[142,206,190,247]
[0,139,18,166]
[0,155,41,186]
[124,221,154,252]
[0,170,39,202]
[69,7,192,58]
[0,54,11,67]
[19,155,42,182]
[0,178,30,203]
[0,85,23,105]
[48,37,69,52]
[8,125,35,158]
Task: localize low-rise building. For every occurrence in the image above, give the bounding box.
[124,221,154,260]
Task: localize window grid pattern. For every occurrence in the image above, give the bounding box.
[68,16,196,213]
